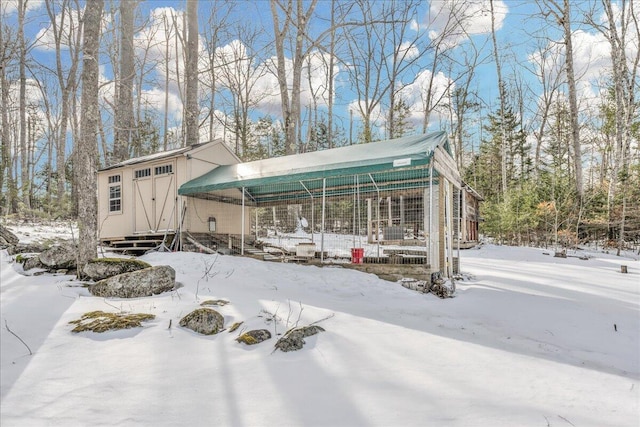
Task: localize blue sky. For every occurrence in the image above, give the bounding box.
[2,0,627,152]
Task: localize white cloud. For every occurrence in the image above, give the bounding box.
[249,50,338,117]
[425,0,508,48]
[397,42,420,61]
[398,69,455,127]
[2,0,44,15]
[529,23,638,114]
[134,7,186,89]
[140,87,183,121]
[34,5,83,51]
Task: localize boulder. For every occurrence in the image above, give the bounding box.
[90,265,175,298]
[274,325,325,352]
[0,224,19,249]
[236,329,271,345]
[23,255,47,271]
[83,258,151,281]
[39,243,77,270]
[179,308,224,335]
[8,242,48,255]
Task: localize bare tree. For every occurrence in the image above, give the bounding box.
[112,0,137,163]
[44,0,83,215]
[587,0,640,253]
[448,39,485,172]
[527,35,564,174]
[340,0,392,143]
[216,30,268,158]
[418,0,467,133]
[0,5,18,214]
[17,0,30,211]
[384,0,424,140]
[270,0,318,154]
[201,0,232,144]
[77,0,103,274]
[185,0,199,145]
[539,0,584,199]
[489,0,508,198]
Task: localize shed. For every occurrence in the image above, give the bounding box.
[178,132,481,278]
[97,139,240,251]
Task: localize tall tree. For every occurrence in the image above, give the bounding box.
[0,5,18,214]
[112,0,137,163]
[185,0,199,145]
[44,0,83,215]
[18,0,30,211]
[216,32,268,159]
[489,0,508,199]
[77,0,103,274]
[270,0,318,154]
[588,0,640,254]
[539,0,583,199]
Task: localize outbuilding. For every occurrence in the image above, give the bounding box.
[178,132,481,279]
[97,139,240,252]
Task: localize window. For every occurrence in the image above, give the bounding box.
[135,168,151,179]
[108,174,121,213]
[154,164,172,175]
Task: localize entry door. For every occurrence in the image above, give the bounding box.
[134,169,153,233]
[153,167,176,232]
[133,162,176,233]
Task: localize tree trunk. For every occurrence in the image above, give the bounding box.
[561,0,583,198]
[18,0,30,211]
[0,19,12,213]
[45,0,83,216]
[113,0,136,163]
[327,0,335,148]
[489,0,508,199]
[77,0,103,275]
[185,0,199,145]
[270,0,317,155]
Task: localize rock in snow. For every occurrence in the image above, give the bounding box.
[179,308,225,335]
[274,325,325,352]
[90,265,175,298]
[83,258,151,282]
[39,243,78,270]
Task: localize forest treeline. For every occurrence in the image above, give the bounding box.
[0,0,638,255]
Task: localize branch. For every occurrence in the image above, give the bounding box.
[4,319,32,356]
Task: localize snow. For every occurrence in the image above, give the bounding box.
[1,224,639,426]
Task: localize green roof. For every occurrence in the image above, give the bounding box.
[179,132,451,203]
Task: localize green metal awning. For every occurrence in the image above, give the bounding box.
[179,132,452,204]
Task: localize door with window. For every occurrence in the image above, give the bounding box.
[153,163,176,232]
[133,162,176,233]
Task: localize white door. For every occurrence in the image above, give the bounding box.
[134,168,153,233]
[153,163,177,232]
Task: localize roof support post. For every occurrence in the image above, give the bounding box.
[368,173,381,257]
[300,181,314,243]
[321,178,326,262]
[241,186,245,255]
[428,154,434,274]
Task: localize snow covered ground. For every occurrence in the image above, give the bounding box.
[1,223,638,426]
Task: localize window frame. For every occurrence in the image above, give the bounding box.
[107,174,122,214]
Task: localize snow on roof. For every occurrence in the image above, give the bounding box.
[99,141,213,171]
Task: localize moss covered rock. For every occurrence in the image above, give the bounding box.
[274,325,325,352]
[83,258,151,281]
[90,265,175,298]
[236,329,271,345]
[39,243,77,270]
[179,308,224,335]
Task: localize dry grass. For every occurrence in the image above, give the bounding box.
[200,299,230,307]
[69,310,155,333]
